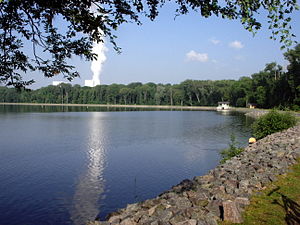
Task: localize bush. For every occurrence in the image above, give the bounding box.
[220,135,244,163]
[291,104,300,112]
[252,110,297,139]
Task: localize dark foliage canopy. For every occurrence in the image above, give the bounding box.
[0,0,298,87]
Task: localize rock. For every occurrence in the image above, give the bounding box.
[169,213,186,225]
[203,212,219,225]
[148,205,158,216]
[148,204,167,216]
[184,207,205,220]
[196,221,209,225]
[169,197,192,209]
[139,215,157,224]
[158,221,172,225]
[185,190,197,198]
[187,191,209,207]
[132,210,146,222]
[197,175,215,184]
[201,183,213,189]
[234,197,250,212]
[174,219,197,225]
[108,215,122,223]
[223,200,243,223]
[191,198,209,207]
[206,200,222,218]
[87,221,110,225]
[150,221,159,225]
[218,185,226,193]
[224,180,238,194]
[161,192,178,200]
[127,203,140,212]
[120,218,137,225]
[238,179,249,189]
[158,209,173,221]
[249,178,262,189]
[172,179,196,193]
[268,174,277,182]
[235,197,250,206]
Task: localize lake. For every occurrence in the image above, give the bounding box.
[0,105,253,225]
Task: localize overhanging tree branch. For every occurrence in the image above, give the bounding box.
[0,0,298,88]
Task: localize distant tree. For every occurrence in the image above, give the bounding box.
[119,87,131,105]
[0,0,298,87]
[181,80,195,106]
[154,85,166,105]
[172,85,185,106]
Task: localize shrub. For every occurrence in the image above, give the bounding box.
[252,110,297,139]
[220,134,244,163]
[291,104,300,112]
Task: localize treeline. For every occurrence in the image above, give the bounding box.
[0,45,299,110]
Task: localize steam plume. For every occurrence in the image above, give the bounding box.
[90,40,107,86]
[85,5,107,87]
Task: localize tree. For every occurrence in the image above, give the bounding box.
[172,85,185,106]
[284,44,300,105]
[119,87,131,105]
[0,0,298,88]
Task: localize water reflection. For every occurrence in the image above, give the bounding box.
[70,112,107,225]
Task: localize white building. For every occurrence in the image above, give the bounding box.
[84,80,95,87]
[52,81,64,86]
[217,101,231,111]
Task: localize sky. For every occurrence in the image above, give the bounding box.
[28,3,300,89]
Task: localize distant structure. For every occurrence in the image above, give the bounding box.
[84,79,99,87]
[247,103,257,109]
[52,81,64,86]
[217,101,231,111]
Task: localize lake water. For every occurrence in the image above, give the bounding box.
[0,105,253,225]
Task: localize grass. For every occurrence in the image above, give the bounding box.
[220,158,300,225]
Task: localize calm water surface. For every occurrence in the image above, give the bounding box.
[0,106,253,225]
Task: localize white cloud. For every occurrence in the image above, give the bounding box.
[210,38,220,45]
[229,41,244,49]
[186,50,209,62]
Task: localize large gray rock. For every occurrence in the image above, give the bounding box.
[222,200,243,223]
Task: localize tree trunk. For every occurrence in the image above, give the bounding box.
[195,93,200,103]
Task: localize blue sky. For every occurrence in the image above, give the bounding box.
[29,4,300,88]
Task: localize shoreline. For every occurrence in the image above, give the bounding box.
[0,102,259,112]
[0,102,216,110]
[88,123,300,225]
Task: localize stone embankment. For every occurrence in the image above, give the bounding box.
[244,110,268,118]
[89,124,300,225]
[244,109,300,119]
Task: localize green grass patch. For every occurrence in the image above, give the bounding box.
[220,158,300,225]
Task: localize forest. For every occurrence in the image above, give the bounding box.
[0,45,299,110]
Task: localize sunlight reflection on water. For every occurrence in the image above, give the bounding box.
[70,113,107,225]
